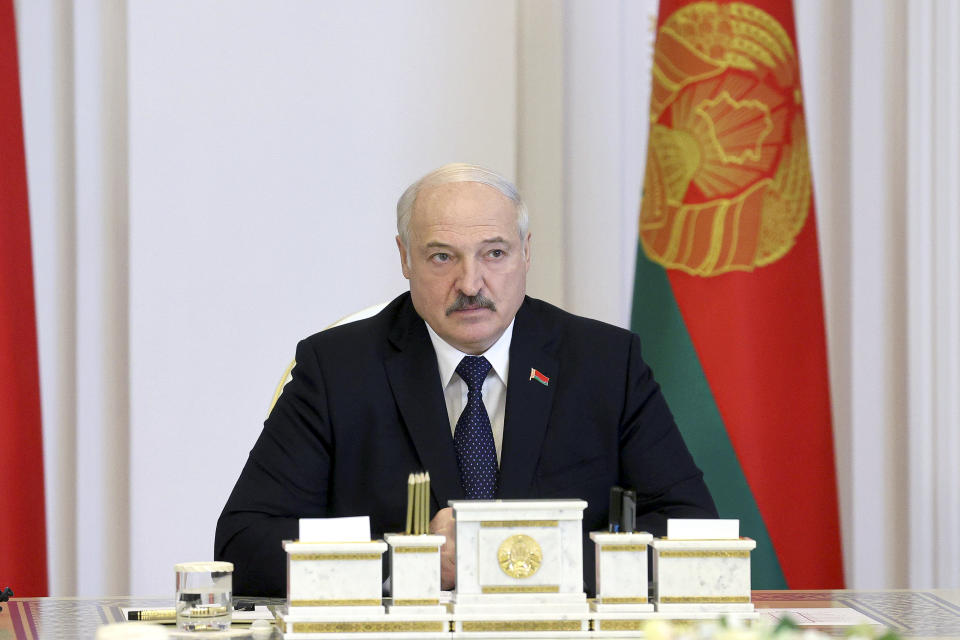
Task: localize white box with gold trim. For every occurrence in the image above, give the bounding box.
[283,540,388,618]
[589,531,654,613]
[384,533,447,616]
[449,499,589,628]
[651,537,756,613]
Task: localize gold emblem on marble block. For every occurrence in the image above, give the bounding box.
[496,534,543,578]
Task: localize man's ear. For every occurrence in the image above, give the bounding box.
[396,236,411,279]
[523,232,532,272]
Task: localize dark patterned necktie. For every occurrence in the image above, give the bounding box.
[454,355,498,499]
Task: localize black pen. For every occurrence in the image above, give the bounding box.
[608,486,623,532]
[621,489,636,533]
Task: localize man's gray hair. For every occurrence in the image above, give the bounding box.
[396,163,529,250]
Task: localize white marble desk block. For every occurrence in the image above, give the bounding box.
[589,531,654,612]
[283,540,387,616]
[651,537,756,612]
[384,533,446,615]
[449,500,588,614]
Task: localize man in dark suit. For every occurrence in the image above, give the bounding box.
[216,163,716,596]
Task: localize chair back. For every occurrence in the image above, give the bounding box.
[268,301,389,414]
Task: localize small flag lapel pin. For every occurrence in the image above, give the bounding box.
[529,368,550,386]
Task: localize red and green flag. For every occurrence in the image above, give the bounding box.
[632,0,844,588]
[0,0,48,596]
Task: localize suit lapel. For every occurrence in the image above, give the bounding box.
[384,298,465,507]
[498,299,559,499]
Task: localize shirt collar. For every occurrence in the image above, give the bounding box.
[426,319,514,388]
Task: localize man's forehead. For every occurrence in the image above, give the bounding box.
[414,224,520,250]
[411,183,517,233]
[415,180,510,210]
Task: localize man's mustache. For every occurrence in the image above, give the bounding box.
[446,293,497,316]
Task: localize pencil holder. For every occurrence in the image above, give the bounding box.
[384,533,446,614]
[589,531,654,612]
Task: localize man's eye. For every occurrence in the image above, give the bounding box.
[489,249,504,258]
[431,253,450,263]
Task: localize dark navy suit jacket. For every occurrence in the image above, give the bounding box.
[215,293,716,595]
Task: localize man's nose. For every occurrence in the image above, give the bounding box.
[455,258,483,296]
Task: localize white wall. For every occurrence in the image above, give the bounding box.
[126,1,519,596]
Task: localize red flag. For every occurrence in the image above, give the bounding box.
[528,368,550,386]
[0,0,48,597]
[632,0,844,588]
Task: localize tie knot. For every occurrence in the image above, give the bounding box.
[456,355,492,392]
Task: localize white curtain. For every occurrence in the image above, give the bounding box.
[17,0,130,596]
[799,0,960,589]
[15,0,960,595]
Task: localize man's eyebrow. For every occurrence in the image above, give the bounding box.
[423,237,510,249]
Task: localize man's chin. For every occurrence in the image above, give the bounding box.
[443,318,503,353]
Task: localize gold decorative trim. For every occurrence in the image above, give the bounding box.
[289,599,382,607]
[392,598,440,606]
[600,619,702,631]
[481,584,559,594]
[290,553,382,561]
[658,550,750,558]
[599,619,646,631]
[660,596,751,603]
[292,621,446,633]
[599,596,648,604]
[393,546,439,554]
[480,520,558,528]
[600,544,648,552]
[461,620,582,632]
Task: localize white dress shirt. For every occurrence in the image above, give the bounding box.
[425,321,513,464]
